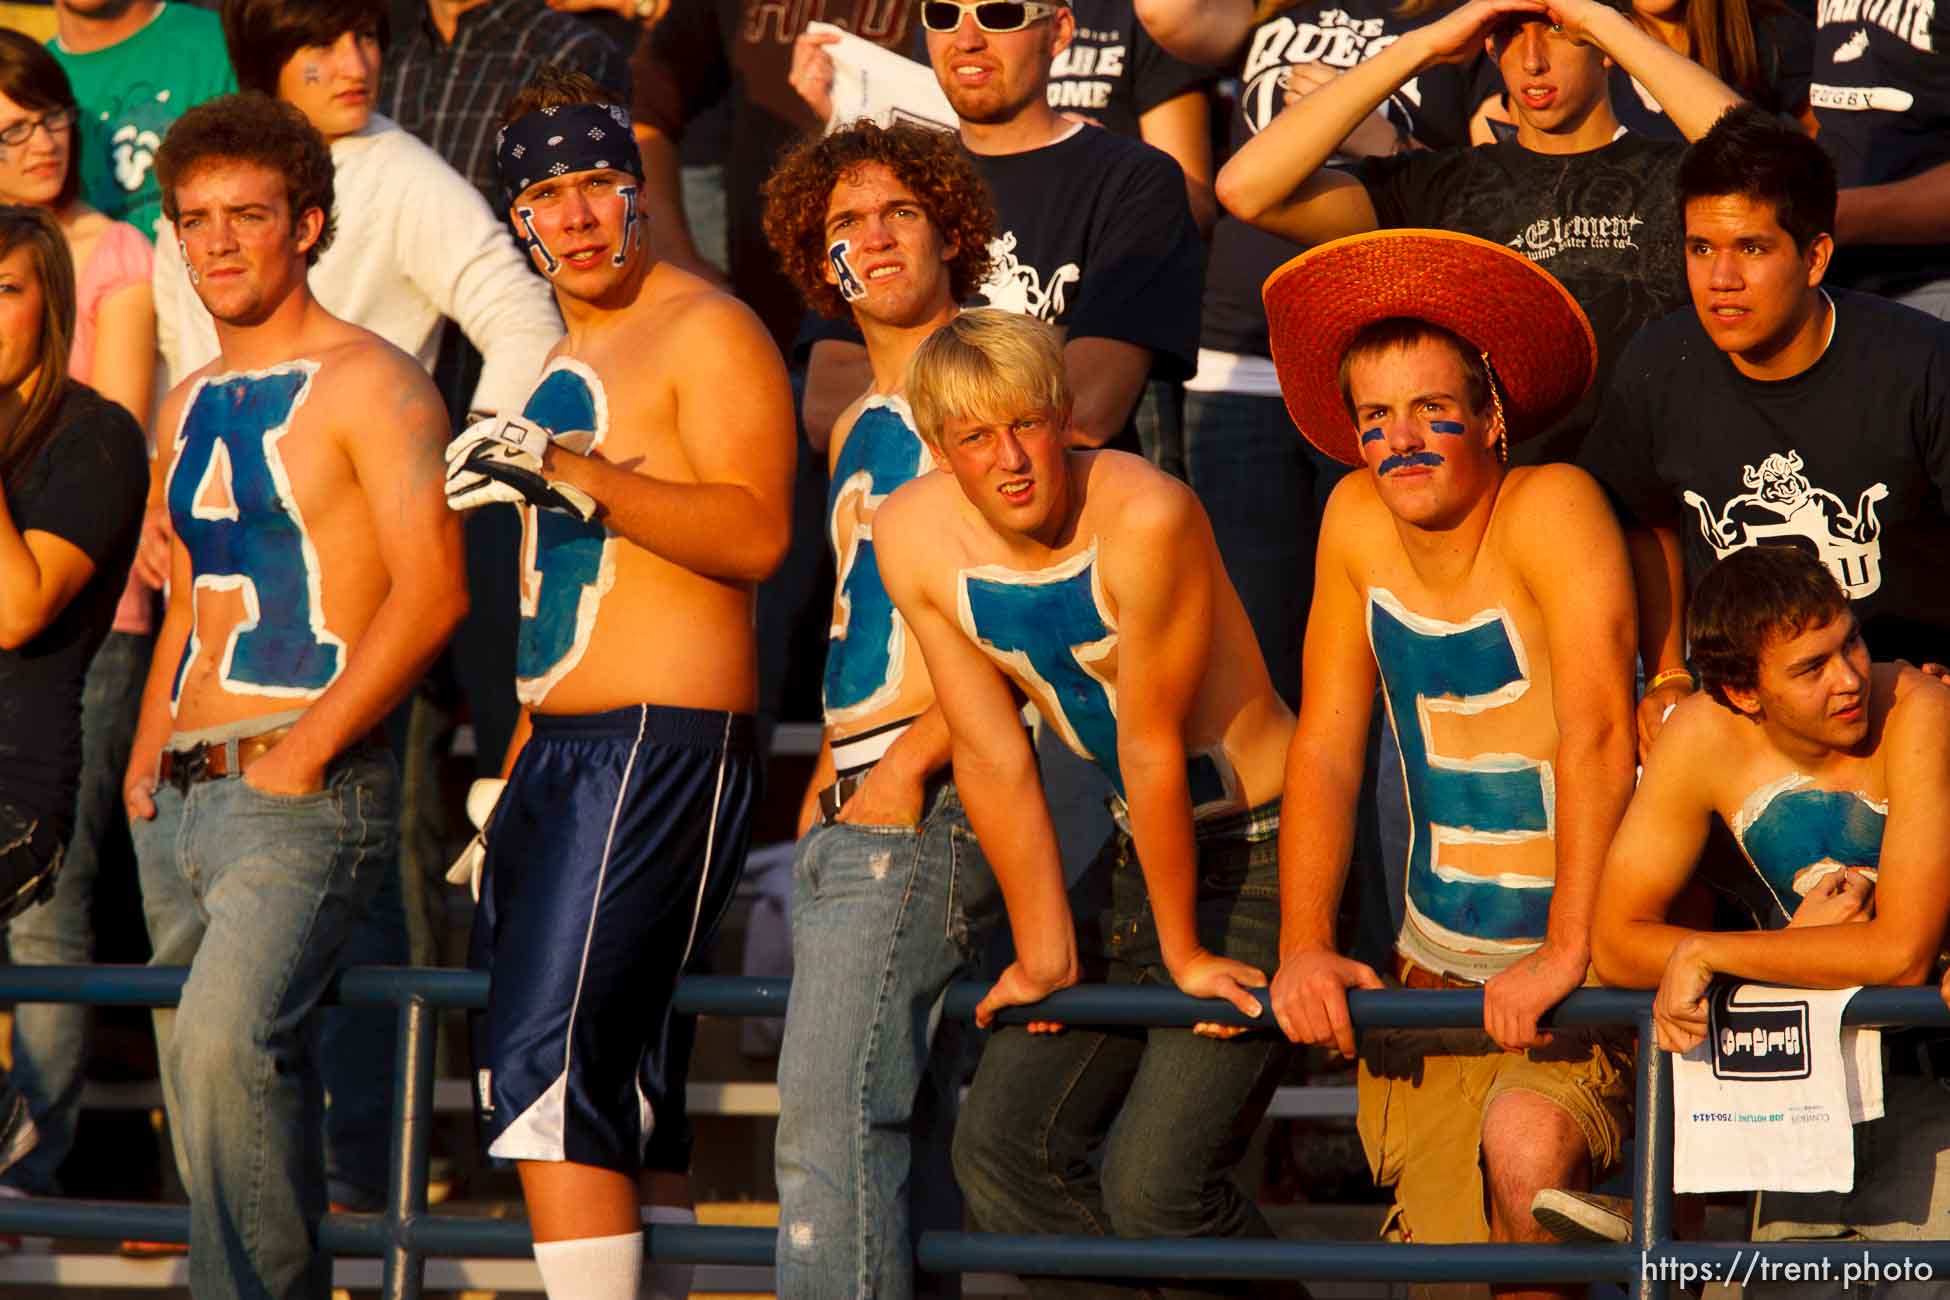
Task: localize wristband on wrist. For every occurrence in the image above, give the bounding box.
[1648,667,1694,693]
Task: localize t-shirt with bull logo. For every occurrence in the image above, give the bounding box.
[1584,287,1950,668]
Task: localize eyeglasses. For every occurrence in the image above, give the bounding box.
[0,107,77,148]
[921,0,1063,33]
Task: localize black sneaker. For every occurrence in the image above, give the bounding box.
[1530,1188,1630,1243]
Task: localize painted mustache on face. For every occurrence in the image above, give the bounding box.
[1377,451,1445,475]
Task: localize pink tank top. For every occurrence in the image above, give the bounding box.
[69,220,156,637]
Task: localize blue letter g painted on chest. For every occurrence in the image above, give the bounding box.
[1369,592,1553,943]
[516,363,611,693]
[961,548,1123,795]
[168,365,341,699]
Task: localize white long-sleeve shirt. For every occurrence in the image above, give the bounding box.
[155,113,563,414]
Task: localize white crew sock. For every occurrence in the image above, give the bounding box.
[532,1229,643,1300]
[642,1204,697,1300]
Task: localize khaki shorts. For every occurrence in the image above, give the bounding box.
[1356,1025,1633,1244]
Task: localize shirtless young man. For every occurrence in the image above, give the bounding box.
[876,309,1301,1298]
[759,122,1003,1299]
[121,93,466,1300]
[1590,544,1950,1294]
[1264,232,1637,1293]
[443,68,795,1300]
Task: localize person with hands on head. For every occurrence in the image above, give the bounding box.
[446,66,793,1300]
[120,92,467,1300]
[758,121,1006,1300]
[1217,0,1742,466]
[1586,544,1950,1288]
[1263,231,1637,1286]
[875,308,1300,1299]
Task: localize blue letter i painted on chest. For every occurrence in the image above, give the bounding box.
[517,362,612,691]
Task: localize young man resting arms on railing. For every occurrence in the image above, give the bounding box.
[1264,230,1638,1299]
[1590,543,1950,1296]
[875,308,1302,1299]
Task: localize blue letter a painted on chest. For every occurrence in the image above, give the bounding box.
[516,361,613,693]
[961,544,1123,795]
[1369,590,1553,943]
[168,364,342,699]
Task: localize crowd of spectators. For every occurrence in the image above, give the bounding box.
[0,0,1946,1295]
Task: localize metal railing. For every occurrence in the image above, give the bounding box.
[0,967,1942,1299]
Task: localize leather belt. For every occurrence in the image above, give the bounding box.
[160,727,295,793]
[158,726,383,794]
[1395,953,1484,991]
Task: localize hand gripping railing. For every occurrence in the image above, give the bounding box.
[0,967,1942,1298]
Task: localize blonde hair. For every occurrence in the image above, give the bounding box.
[905,309,1072,450]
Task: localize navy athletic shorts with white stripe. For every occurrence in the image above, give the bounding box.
[468,703,758,1174]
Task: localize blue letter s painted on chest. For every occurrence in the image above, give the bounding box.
[960,545,1123,795]
[1369,590,1553,943]
[516,361,613,698]
[168,364,342,700]
[825,400,929,720]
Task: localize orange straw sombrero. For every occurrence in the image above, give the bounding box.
[1262,229,1598,466]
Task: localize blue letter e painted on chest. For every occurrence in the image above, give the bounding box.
[516,361,613,697]
[1368,589,1553,943]
[825,400,930,719]
[960,543,1123,795]
[168,364,341,700]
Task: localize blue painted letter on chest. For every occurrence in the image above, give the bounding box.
[1736,780,1885,922]
[516,361,613,697]
[825,400,929,720]
[1369,590,1553,943]
[961,544,1122,794]
[168,364,341,700]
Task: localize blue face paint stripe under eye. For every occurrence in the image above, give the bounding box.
[1360,428,1383,445]
[1429,420,1466,435]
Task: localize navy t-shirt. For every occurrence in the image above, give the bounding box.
[1203,0,1484,359]
[1045,0,1216,133]
[1812,0,1950,295]
[1354,132,1689,464]
[1582,290,1950,667]
[801,125,1205,401]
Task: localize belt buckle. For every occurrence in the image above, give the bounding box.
[173,745,210,794]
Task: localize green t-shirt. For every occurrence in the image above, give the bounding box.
[49,3,236,242]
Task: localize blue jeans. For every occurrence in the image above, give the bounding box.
[951,809,1301,1300]
[1182,390,1347,706]
[774,782,1003,1300]
[4,630,150,1193]
[133,747,398,1300]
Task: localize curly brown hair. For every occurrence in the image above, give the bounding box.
[762,121,995,320]
[156,92,336,266]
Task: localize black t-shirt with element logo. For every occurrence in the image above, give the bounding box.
[1355,132,1689,464]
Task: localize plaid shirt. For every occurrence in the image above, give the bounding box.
[377,0,633,206]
